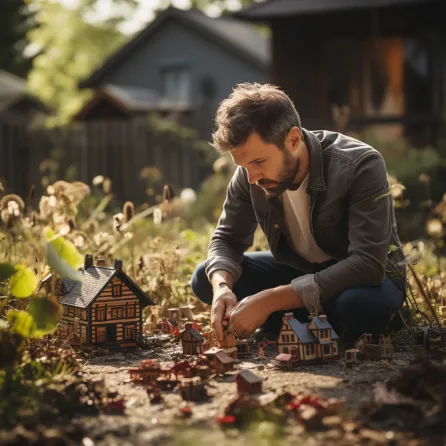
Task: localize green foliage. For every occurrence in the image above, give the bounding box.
[44,227,84,280]
[27,0,129,126]
[0,263,16,282]
[9,265,38,298]
[7,297,61,338]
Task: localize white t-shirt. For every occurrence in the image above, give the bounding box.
[281,174,331,264]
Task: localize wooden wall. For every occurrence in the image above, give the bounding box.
[0,117,207,204]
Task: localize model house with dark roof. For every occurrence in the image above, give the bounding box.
[235,370,263,394]
[277,312,339,364]
[51,254,153,349]
[77,6,270,137]
[174,322,204,355]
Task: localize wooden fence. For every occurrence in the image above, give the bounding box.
[0,118,208,204]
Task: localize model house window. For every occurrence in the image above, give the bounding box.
[281,335,285,342]
[323,344,330,355]
[125,325,136,340]
[97,308,106,321]
[127,305,135,318]
[290,334,295,342]
[112,282,122,297]
[161,66,190,106]
[97,327,106,343]
[68,307,75,317]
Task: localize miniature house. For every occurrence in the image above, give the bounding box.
[344,348,359,368]
[235,370,263,394]
[179,376,207,401]
[174,322,204,355]
[54,254,153,349]
[354,334,393,361]
[128,359,162,383]
[236,339,252,358]
[219,329,238,359]
[277,313,339,364]
[203,347,234,374]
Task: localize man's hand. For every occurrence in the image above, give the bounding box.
[228,289,274,339]
[211,284,237,342]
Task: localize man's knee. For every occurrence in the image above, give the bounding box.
[328,286,394,338]
[190,261,213,305]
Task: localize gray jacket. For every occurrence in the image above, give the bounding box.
[205,129,406,312]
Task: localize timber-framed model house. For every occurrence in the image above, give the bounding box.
[42,254,153,349]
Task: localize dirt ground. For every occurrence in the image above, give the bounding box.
[72,339,434,446]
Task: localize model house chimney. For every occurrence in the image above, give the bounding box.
[319,314,327,323]
[96,256,106,267]
[114,258,122,270]
[84,254,93,269]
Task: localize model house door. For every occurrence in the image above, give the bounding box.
[107,325,117,342]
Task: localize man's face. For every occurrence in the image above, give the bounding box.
[230,131,300,197]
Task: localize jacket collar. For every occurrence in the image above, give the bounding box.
[302,128,326,192]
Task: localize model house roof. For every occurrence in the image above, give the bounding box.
[236,0,438,20]
[285,316,339,344]
[80,6,269,89]
[60,265,153,308]
[174,326,204,342]
[236,369,263,384]
[288,319,317,344]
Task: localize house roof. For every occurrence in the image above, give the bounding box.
[79,6,269,89]
[0,70,26,98]
[288,318,317,344]
[214,350,234,364]
[174,326,204,342]
[236,369,263,384]
[236,0,438,20]
[309,317,340,340]
[60,266,153,308]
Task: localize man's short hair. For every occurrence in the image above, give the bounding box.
[211,83,301,154]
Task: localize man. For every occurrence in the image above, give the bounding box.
[191,83,406,344]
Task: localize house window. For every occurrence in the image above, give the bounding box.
[97,327,106,344]
[97,308,106,321]
[161,66,190,106]
[112,282,122,297]
[127,305,135,318]
[323,344,331,355]
[281,335,285,343]
[68,307,75,317]
[111,307,124,319]
[125,325,136,340]
[290,334,294,342]
[305,345,312,356]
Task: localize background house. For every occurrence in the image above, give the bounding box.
[236,0,445,146]
[78,6,270,138]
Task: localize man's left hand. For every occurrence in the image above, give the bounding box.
[228,289,273,339]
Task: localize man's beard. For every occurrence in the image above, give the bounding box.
[257,152,300,197]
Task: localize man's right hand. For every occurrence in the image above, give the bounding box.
[211,284,237,342]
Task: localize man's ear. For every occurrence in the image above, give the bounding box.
[285,126,302,152]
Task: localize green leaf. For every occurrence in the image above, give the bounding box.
[180,229,198,243]
[44,227,84,281]
[9,265,38,298]
[28,297,62,334]
[388,245,400,253]
[0,263,16,282]
[7,298,61,339]
[7,311,37,338]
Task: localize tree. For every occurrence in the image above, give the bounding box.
[0,0,35,77]
[27,0,133,126]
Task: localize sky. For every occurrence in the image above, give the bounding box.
[58,0,243,35]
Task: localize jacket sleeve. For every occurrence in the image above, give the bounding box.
[205,166,258,284]
[292,151,392,308]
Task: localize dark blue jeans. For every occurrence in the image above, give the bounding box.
[191,251,405,342]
